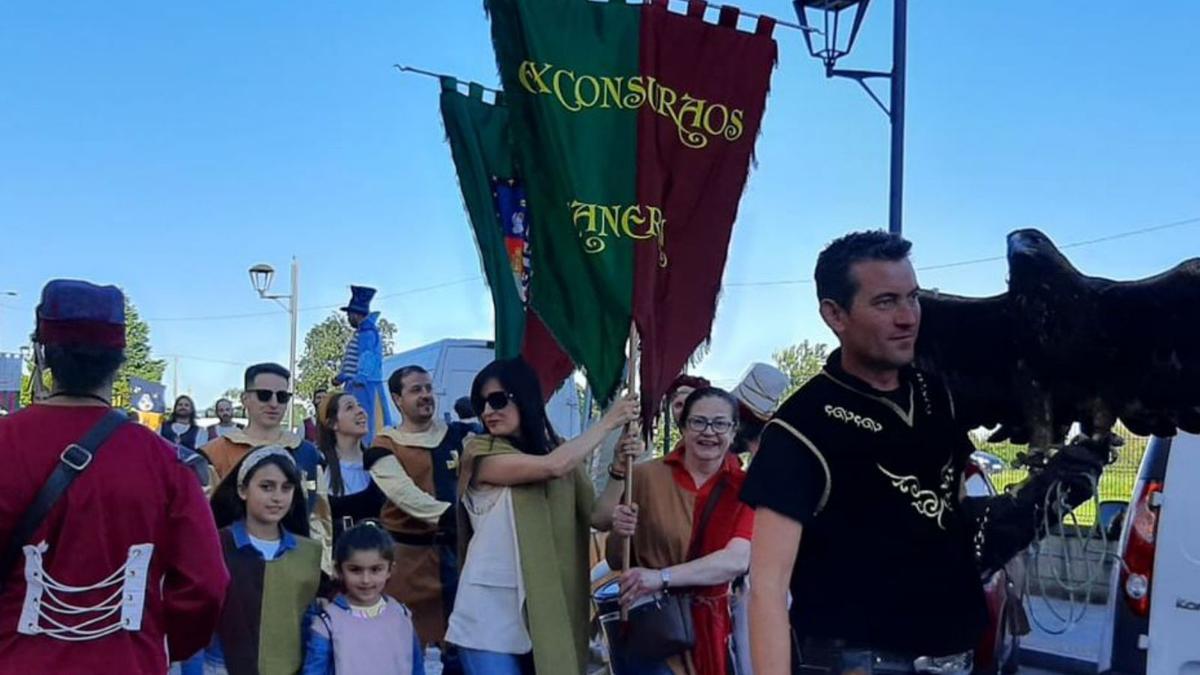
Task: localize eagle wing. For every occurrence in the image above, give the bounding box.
[1097,258,1200,435]
[915,290,1022,434]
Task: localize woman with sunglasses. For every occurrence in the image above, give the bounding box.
[593,387,754,675]
[446,357,640,675]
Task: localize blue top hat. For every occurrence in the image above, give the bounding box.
[341,285,376,315]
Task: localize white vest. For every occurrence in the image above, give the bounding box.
[445,485,531,653]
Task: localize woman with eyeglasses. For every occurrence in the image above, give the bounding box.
[593,387,755,675]
[446,357,641,675]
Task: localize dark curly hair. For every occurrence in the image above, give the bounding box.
[815,230,912,309]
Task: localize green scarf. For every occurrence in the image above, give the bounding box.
[460,435,594,674]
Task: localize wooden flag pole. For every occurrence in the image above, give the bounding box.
[621,322,640,621]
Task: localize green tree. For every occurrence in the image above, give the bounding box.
[296,312,396,401]
[113,299,167,408]
[772,340,830,397]
[19,360,50,407]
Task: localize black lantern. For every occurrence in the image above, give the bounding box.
[794,0,907,236]
[248,263,276,296]
[794,0,872,75]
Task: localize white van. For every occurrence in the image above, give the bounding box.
[1098,433,1200,674]
[380,338,582,439]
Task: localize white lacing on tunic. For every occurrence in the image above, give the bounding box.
[17,542,153,641]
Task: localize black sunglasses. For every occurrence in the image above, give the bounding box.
[247,389,292,405]
[475,391,515,416]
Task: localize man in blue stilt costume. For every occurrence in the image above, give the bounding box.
[334,285,394,442]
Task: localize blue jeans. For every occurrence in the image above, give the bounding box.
[457,647,535,675]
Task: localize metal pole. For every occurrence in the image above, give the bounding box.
[173,356,180,403]
[287,257,299,430]
[621,322,640,621]
[888,0,908,236]
[0,291,16,352]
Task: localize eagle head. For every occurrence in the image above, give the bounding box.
[1007,228,1058,259]
[1006,229,1076,288]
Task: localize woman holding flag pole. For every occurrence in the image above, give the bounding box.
[593,327,754,675]
[447,354,642,675]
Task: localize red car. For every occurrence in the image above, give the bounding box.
[964,453,1026,674]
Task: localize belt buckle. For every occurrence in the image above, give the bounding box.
[912,651,972,674]
[60,444,93,471]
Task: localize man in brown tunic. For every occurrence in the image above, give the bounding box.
[366,365,469,673]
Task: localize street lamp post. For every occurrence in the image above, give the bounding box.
[249,258,300,429]
[794,0,908,236]
[0,291,17,352]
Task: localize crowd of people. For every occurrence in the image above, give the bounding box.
[0,231,1114,675]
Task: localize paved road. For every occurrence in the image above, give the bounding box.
[1023,594,1107,663]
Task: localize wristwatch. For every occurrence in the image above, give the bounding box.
[660,568,672,592]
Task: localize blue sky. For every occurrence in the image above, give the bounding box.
[2,1,1198,406]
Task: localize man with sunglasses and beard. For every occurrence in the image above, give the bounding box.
[202,363,324,494]
[366,365,473,675]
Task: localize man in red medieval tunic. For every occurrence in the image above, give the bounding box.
[0,280,229,673]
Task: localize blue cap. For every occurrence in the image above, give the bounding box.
[36,279,126,348]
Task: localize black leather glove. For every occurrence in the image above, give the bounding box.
[1040,436,1112,510]
[963,434,1116,576]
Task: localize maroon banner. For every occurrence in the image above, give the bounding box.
[633,1,777,418]
[521,307,576,402]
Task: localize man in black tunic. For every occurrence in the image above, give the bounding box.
[741,231,1108,674]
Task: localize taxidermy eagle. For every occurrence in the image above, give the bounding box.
[916,228,1200,453]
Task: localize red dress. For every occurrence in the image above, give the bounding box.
[662,447,755,675]
[0,404,229,674]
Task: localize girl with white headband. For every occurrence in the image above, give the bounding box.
[204,446,323,675]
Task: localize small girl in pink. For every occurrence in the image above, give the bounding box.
[302,522,424,675]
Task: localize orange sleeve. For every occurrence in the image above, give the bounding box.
[201,438,236,480]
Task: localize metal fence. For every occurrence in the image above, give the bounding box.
[972,426,1144,527]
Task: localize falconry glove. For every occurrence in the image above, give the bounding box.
[962,434,1117,576]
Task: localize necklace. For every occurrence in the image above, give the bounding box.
[48,392,112,406]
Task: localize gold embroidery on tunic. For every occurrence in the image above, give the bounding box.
[876,459,957,530]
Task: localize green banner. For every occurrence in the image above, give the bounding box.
[439,78,526,358]
[488,0,640,402]
[486,0,776,413]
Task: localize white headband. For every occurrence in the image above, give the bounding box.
[237,446,296,486]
